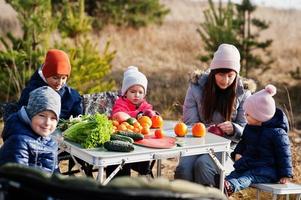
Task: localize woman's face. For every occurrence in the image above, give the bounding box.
[46,74,68,91]
[31,110,58,137]
[214,70,237,89]
[125,85,145,105]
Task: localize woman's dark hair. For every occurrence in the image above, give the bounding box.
[201,68,237,123]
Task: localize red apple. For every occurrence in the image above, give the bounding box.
[208,125,224,136]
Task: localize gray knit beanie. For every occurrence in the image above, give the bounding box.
[26,86,61,120]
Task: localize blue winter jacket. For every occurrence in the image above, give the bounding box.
[0,108,58,173]
[232,108,293,181]
[18,69,83,120]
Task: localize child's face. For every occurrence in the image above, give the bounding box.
[214,70,237,89]
[46,74,68,91]
[31,110,58,137]
[125,85,145,105]
[245,113,262,126]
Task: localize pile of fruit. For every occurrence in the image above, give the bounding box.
[111,114,164,135]
[103,113,165,152]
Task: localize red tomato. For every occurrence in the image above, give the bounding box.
[154,129,165,138]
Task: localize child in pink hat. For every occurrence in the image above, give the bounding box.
[224,84,293,196]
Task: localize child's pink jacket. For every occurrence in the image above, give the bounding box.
[111,97,153,118]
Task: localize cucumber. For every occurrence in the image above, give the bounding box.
[115,131,144,141]
[110,134,134,143]
[104,141,134,152]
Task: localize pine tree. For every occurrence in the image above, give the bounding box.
[198,0,273,77]
[0,0,115,101]
[0,0,58,101]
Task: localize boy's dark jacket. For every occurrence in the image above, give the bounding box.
[0,109,58,172]
[232,108,293,181]
[18,69,83,120]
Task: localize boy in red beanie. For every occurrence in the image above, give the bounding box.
[18,49,83,120]
[17,49,86,175]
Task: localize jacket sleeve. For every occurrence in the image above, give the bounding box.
[0,135,29,166]
[127,101,153,118]
[273,129,293,178]
[112,99,128,116]
[18,87,31,109]
[71,92,83,117]
[231,136,246,160]
[137,101,153,112]
[226,91,250,142]
[111,98,138,118]
[183,84,200,125]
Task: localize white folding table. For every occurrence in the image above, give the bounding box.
[60,120,231,191]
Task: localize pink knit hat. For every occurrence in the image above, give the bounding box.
[243,84,277,122]
[210,43,241,73]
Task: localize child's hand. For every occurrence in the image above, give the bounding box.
[235,154,242,161]
[279,177,290,184]
[142,109,157,118]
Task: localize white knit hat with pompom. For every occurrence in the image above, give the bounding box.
[121,66,148,96]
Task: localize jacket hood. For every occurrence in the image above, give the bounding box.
[2,111,39,142]
[263,108,289,132]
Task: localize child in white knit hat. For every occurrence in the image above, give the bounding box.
[112,66,158,119]
[108,66,158,177]
[224,84,293,196]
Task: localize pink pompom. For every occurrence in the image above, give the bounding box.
[265,84,277,96]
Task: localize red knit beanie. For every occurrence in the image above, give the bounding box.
[42,49,71,78]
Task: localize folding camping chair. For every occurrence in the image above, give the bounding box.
[0,163,227,200]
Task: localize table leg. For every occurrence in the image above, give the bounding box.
[157,159,162,177]
[208,149,226,192]
[219,151,226,192]
[256,189,260,200]
[272,194,277,200]
[70,154,84,174]
[97,166,104,184]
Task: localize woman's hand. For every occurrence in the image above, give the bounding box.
[217,121,234,135]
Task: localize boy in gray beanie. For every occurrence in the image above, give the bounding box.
[0,86,61,173]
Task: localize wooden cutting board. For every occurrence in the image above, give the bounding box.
[134,135,176,149]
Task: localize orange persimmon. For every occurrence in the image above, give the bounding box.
[151,115,163,128]
[138,116,152,127]
[192,122,206,137]
[174,122,188,137]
